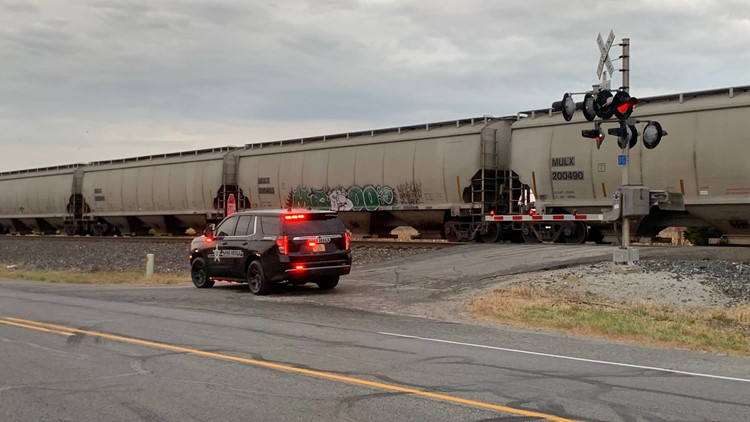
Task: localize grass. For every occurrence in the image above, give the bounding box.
[0,264,189,285]
[469,285,750,355]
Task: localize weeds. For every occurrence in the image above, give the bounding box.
[470,285,750,355]
[0,264,188,285]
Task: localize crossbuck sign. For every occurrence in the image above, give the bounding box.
[596,30,616,79]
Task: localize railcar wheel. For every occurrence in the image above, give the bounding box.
[316,276,339,290]
[247,261,272,295]
[522,226,539,243]
[443,221,460,242]
[191,258,214,288]
[478,223,501,243]
[565,222,588,244]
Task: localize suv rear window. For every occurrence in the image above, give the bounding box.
[259,216,280,236]
[283,213,346,235]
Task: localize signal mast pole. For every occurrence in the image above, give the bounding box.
[620,38,631,252]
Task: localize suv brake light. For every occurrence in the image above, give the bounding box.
[284,214,306,221]
[276,235,288,254]
[345,232,351,251]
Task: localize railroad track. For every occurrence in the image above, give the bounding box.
[0,235,463,249]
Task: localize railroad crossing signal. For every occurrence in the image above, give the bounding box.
[642,121,668,149]
[550,33,667,151]
[581,122,605,149]
[612,91,638,119]
[551,93,577,122]
[594,90,615,120]
[608,124,638,149]
[596,30,616,79]
[582,93,597,121]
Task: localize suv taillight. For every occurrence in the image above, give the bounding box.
[276,235,288,255]
[345,232,351,251]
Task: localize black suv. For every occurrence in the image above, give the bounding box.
[189,210,352,294]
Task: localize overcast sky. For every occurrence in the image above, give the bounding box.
[1,0,748,171]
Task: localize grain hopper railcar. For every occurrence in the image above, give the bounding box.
[234,117,517,242]
[0,164,83,234]
[77,146,242,235]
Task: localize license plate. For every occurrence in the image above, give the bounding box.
[313,244,326,252]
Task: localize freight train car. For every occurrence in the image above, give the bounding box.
[76,147,241,235]
[234,117,516,242]
[0,164,82,234]
[510,86,750,244]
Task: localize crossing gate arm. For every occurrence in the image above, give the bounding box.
[487,214,605,222]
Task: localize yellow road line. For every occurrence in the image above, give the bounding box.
[0,318,75,336]
[5,317,577,422]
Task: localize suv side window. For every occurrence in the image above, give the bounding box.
[215,215,238,237]
[259,216,280,236]
[234,215,256,237]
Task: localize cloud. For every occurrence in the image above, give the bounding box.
[0,0,749,171]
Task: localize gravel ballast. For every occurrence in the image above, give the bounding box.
[1,238,748,307]
[0,238,435,273]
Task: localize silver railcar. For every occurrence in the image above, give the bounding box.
[0,165,82,234]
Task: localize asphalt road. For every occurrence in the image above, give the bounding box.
[1,244,749,421]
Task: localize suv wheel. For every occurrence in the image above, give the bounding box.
[247,261,272,295]
[191,258,214,288]
[316,276,339,290]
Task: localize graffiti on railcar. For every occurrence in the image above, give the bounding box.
[285,183,421,211]
[396,182,422,205]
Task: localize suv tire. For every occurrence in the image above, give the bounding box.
[316,276,339,290]
[191,258,214,288]
[247,261,272,295]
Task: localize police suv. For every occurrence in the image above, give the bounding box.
[189,210,352,295]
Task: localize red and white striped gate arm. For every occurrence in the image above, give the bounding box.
[487,214,604,222]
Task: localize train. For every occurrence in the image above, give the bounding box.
[1,85,748,244]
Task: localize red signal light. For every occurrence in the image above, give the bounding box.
[294,264,305,270]
[205,236,214,244]
[284,214,306,221]
[613,91,638,119]
[595,134,605,150]
[345,232,351,251]
[307,240,317,248]
[581,123,605,149]
[617,98,638,113]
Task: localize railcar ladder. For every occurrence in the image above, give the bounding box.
[507,170,528,214]
[470,128,499,227]
[217,152,246,215]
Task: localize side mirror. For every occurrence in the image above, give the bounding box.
[204,224,215,238]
